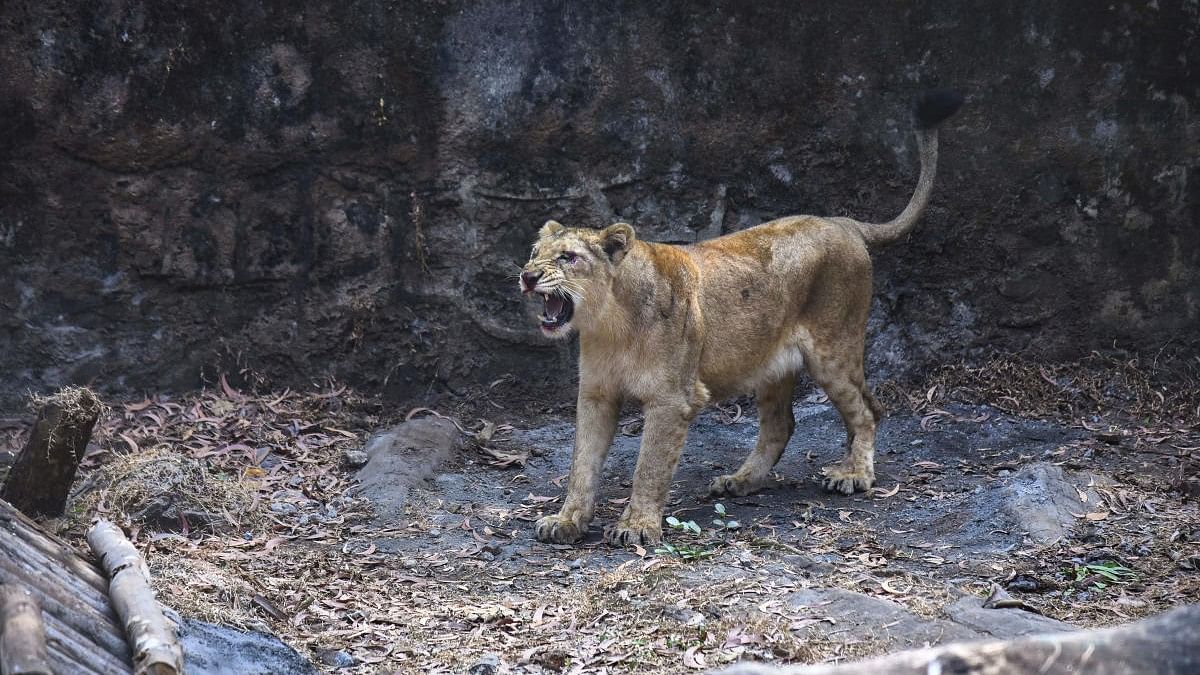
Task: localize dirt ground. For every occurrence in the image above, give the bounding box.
[3,356,1197,674]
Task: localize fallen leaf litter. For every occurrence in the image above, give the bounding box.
[0,353,1184,673]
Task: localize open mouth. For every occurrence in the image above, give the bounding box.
[539,291,574,331]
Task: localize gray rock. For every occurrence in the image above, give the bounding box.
[786,588,979,649]
[180,618,316,675]
[785,588,1077,654]
[316,649,356,669]
[942,595,1073,639]
[783,554,834,575]
[468,653,502,675]
[129,495,224,534]
[342,449,369,468]
[353,418,463,523]
[999,463,1107,544]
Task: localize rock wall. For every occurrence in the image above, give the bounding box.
[1,1,1196,406]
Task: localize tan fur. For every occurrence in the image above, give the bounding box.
[521,118,950,547]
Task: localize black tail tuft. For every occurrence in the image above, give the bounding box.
[913,89,964,129]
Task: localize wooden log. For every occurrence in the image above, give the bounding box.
[0,507,112,596]
[0,550,133,666]
[86,520,181,675]
[0,584,53,675]
[718,604,1200,675]
[1,387,101,517]
[38,611,131,675]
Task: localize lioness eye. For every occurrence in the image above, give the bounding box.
[558,252,578,263]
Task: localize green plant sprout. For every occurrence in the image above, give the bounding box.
[655,503,741,560]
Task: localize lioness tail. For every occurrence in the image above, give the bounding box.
[853,89,963,248]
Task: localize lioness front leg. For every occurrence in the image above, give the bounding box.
[710,375,797,497]
[605,399,691,547]
[535,392,619,543]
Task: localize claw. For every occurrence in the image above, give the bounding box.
[604,519,662,547]
[535,514,586,544]
[820,463,874,494]
[709,474,758,497]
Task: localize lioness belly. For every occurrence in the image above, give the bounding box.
[741,345,805,391]
[701,332,811,399]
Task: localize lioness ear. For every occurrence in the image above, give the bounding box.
[539,220,565,238]
[600,223,636,263]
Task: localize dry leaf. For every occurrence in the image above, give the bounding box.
[871,484,901,498]
[682,646,706,670]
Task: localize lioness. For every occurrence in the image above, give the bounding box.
[520,90,963,546]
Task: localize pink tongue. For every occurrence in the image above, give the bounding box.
[545,294,565,317]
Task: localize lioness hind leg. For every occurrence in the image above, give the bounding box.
[710,375,797,497]
[805,351,878,495]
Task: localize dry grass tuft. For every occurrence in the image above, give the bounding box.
[73,448,257,534]
[29,385,105,423]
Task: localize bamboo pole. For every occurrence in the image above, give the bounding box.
[0,583,53,675]
[86,520,182,675]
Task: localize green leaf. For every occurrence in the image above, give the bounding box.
[726,520,740,529]
[666,516,681,528]
[715,503,726,516]
[713,519,725,527]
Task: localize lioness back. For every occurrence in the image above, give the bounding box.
[685,216,872,398]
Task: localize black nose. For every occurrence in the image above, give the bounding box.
[521,270,542,290]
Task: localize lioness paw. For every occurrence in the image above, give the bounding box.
[604,517,662,547]
[709,474,758,497]
[820,463,875,495]
[535,514,586,544]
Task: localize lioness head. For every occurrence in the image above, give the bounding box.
[520,220,636,338]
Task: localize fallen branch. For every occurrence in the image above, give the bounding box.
[86,519,183,675]
[2,387,102,517]
[0,584,53,675]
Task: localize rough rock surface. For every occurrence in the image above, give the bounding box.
[1,1,1197,406]
[179,618,316,675]
[353,417,463,523]
[941,596,1075,639]
[785,588,1071,650]
[999,464,1108,544]
[716,604,1200,675]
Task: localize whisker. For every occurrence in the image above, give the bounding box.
[559,281,586,304]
